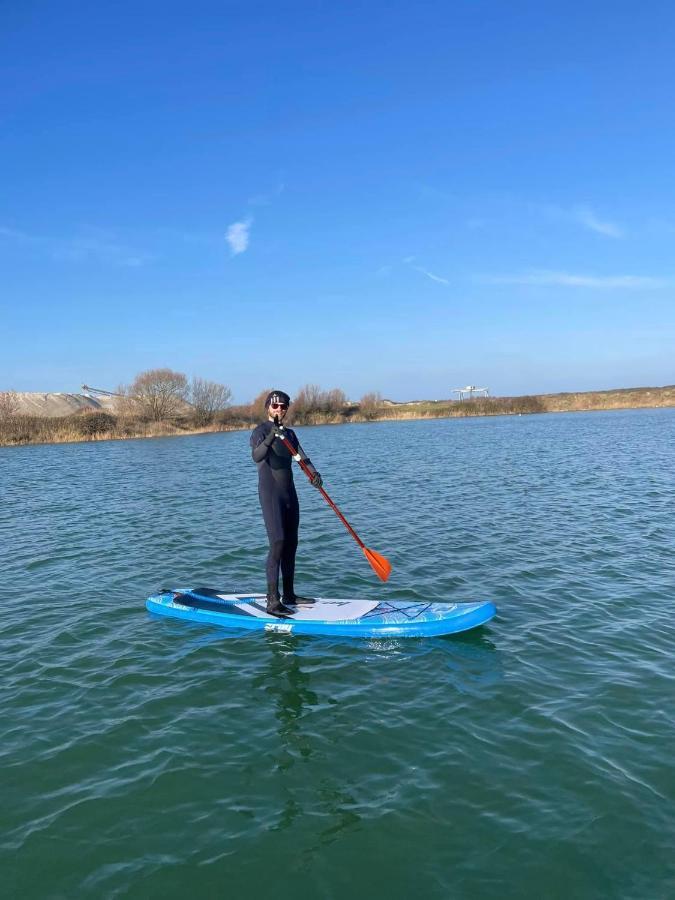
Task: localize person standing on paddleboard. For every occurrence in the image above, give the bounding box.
[250,390,323,617]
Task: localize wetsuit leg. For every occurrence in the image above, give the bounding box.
[280,532,298,598]
[260,486,299,595]
[280,499,299,599]
[260,486,284,594]
[266,539,284,592]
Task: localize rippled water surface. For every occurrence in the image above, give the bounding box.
[2,411,674,898]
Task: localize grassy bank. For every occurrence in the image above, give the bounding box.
[0,411,247,447]
[369,384,675,420]
[1,385,674,447]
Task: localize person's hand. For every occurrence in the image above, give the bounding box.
[304,459,321,487]
[264,421,286,445]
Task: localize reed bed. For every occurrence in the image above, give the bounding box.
[2,387,674,447]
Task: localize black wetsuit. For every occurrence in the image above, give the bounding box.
[250,421,302,595]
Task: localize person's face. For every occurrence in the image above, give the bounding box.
[268,401,289,421]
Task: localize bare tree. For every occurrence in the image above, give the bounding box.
[248,388,272,422]
[190,377,232,425]
[359,391,383,420]
[0,390,19,421]
[112,383,137,419]
[293,384,323,416]
[129,369,189,421]
[293,384,347,419]
[247,385,347,424]
[324,388,347,413]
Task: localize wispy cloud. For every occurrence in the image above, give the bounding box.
[248,181,285,207]
[480,269,669,289]
[225,218,252,255]
[533,202,624,238]
[401,255,449,285]
[573,205,623,238]
[52,233,150,267]
[414,266,450,285]
[0,224,152,267]
[0,225,31,241]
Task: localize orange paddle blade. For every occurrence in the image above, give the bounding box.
[364,547,392,582]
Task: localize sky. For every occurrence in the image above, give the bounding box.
[2,0,675,403]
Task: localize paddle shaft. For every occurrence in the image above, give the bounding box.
[277,433,366,550]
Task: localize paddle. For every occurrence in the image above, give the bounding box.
[274,421,392,582]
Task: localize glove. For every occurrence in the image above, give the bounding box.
[264,423,286,445]
[305,461,322,488]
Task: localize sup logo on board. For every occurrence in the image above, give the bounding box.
[264,622,293,634]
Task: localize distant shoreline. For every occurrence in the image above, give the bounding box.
[1,384,674,448]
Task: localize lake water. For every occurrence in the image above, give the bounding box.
[2,410,674,898]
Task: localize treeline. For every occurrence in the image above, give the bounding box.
[0,369,552,447]
[230,385,375,426]
[388,395,548,418]
[0,374,373,445]
[0,368,237,446]
[116,369,232,424]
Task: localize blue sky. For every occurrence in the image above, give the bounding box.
[2,0,674,402]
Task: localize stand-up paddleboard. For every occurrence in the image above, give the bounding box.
[146,588,496,638]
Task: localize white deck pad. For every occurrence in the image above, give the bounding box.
[214,594,380,622]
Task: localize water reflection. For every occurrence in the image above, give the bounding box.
[441,632,505,695]
[257,636,362,853]
[256,635,319,771]
[308,630,504,696]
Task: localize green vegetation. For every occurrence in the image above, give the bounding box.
[1,380,674,447]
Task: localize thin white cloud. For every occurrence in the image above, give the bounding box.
[480,270,669,289]
[414,266,450,285]
[52,235,150,267]
[574,205,623,238]
[0,224,152,267]
[401,255,449,285]
[226,218,252,255]
[248,182,285,207]
[0,225,31,241]
[529,202,624,238]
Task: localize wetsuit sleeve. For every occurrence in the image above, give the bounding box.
[278,429,311,464]
[277,429,293,448]
[251,424,275,462]
[293,437,310,463]
[294,438,320,480]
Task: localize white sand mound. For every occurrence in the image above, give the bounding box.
[13,393,118,418]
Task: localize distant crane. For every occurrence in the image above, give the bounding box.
[452,385,489,400]
[81,384,125,398]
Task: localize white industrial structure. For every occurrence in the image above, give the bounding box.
[81,384,124,398]
[452,385,489,400]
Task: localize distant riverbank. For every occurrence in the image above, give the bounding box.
[1,384,674,447]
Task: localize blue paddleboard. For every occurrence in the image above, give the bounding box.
[146,588,496,638]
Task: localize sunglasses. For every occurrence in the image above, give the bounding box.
[271,403,288,410]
